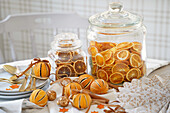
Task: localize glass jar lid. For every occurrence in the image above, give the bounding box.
[51,33,82,51]
[89,2,142,28]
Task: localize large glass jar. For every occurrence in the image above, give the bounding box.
[87,2,146,84]
[48,33,87,80]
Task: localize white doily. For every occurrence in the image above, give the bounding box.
[117,75,170,113]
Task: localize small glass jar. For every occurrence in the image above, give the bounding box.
[48,33,87,80]
[87,2,147,84]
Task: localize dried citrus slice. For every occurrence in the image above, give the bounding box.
[57,74,68,79]
[133,43,142,53]
[91,56,96,64]
[112,63,130,74]
[110,43,117,47]
[72,52,84,62]
[88,46,98,56]
[73,60,86,74]
[67,64,76,77]
[56,65,72,76]
[130,48,141,55]
[100,42,113,51]
[95,42,103,52]
[110,47,117,54]
[57,51,72,63]
[91,64,98,76]
[56,62,72,67]
[109,72,124,84]
[116,42,133,50]
[130,53,142,68]
[116,50,130,61]
[105,57,115,66]
[97,69,109,81]
[126,68,140,81]
[95,53,105,67]
[100,49,112,61]
[102,66,112,76]
[115,60,130,66]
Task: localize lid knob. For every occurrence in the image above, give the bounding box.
[109,2,123,13]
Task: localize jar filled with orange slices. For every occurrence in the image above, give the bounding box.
[87,2,147,84]
[48,33,87,79]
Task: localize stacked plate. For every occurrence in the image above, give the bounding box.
[0,65,49,100]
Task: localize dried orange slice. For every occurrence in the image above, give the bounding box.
[57,74,68,79]
[95,53,105,67]
[56,65,72,76]
[100,42,113,51]
[105,57,115,66]
[130,48,141,55]
[72,52,84,61]
[110,43,117,47]
[91,64,98,76]
[115,60,130,66]
[97,69,109,81]
[126,68,140,81]
[100,49,112,61]
[73,60,86,74]
[67,64,76,77]
[95,42,103,52]
[57,51,72,63]
[91,56,96,64]
[133,43,142,53]
[116,50,130,61]
[130,53,142,68]
[112,63,130,74]
[109,72,124,84]
[116,42,133,50]
[88,46,98,56]
[102,66,112,76]
[110,47,117,54]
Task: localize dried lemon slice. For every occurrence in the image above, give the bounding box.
[57,51,72,63]
[88,46,98,57]
[56,65,72,77]
[95,53,105,67]
[109,72,124,84]
[116,50,130,61]
[126,68,140,81]
[100,49,112,61]
[73,60,86,74]
[112,63,130,74]
[130,53,142,68]
[116,42,133,50]
[97,69,109,81]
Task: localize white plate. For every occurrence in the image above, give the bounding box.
[0,65,48,93]
[0,80,48,96]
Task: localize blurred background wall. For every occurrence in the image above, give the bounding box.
[0,0,170,63]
